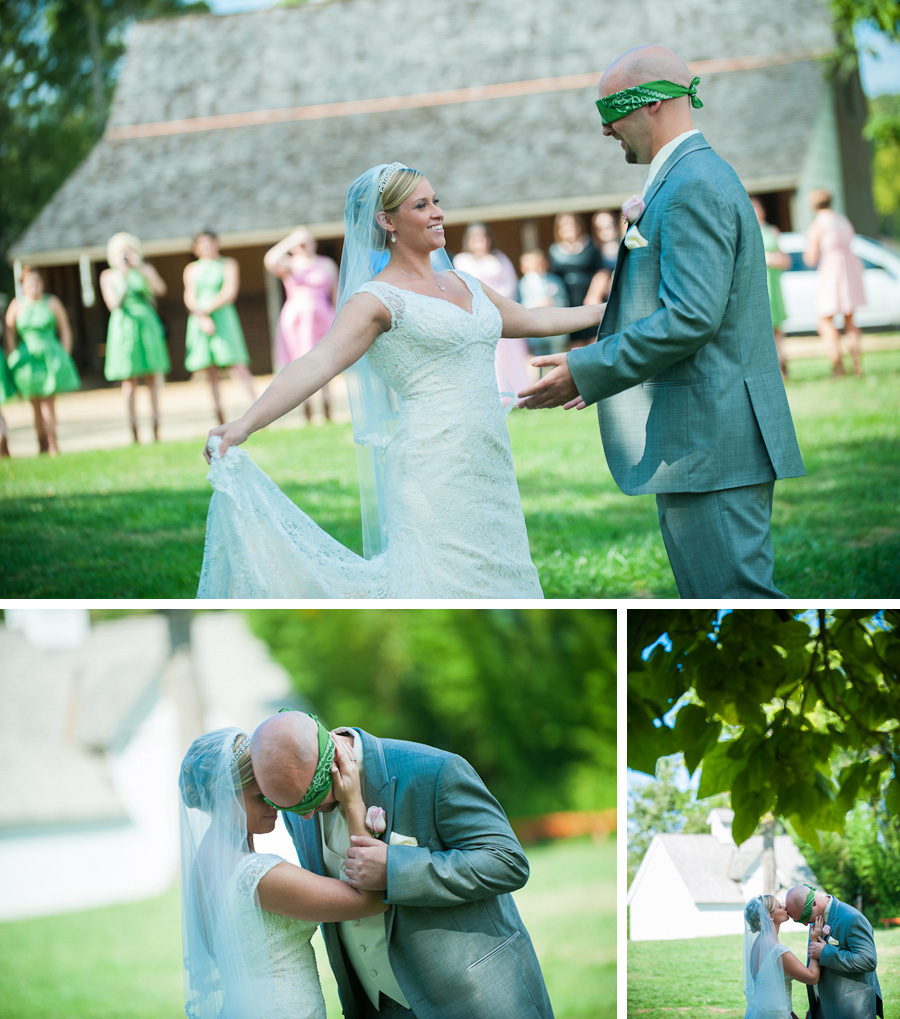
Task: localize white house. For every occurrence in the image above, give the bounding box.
[628,809,817,940]
[0,610,301,921]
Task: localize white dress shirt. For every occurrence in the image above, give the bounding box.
[641,129,700,197]
[320,729,410,1010]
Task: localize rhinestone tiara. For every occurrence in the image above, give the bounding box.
[377,162,406,194]
[232,734,251,761]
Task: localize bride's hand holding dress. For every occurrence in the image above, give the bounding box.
[204,291,387,462]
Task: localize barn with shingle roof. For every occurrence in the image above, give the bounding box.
[8,0,875,380]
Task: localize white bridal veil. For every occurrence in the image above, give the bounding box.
[179,728,276,1019]
[338,162,453,558]
[743,896,789,1018]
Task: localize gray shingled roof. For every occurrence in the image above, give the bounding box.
[0,616,170,829]
[656,831,817,904]
[11,0,836,259]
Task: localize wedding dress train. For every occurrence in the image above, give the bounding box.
[197,270,543,598]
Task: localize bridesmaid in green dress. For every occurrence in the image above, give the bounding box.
[751,198,791,380]
[0,336,15,457]
[4,266,80,455]
[100,232,170,443]
[183,230,254,424]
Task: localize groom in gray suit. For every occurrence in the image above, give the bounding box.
[252,711,554,1019]
[786,884,883,1019]
[518,45,805,598]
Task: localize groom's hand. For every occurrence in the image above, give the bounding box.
[517,353,583,409]
[808,939,824,960]
[345,835,388,891]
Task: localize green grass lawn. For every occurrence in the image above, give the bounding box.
[0,835,614,1019]
[628,927,900,1018]
[1,346,897,598]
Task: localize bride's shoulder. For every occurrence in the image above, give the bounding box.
[234,852,286,898]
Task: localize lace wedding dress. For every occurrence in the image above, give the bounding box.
[222,853,326,1019]
[745,942,792,1019]
[197,270,543,598]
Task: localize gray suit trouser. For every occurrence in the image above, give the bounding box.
[655,480,787,598]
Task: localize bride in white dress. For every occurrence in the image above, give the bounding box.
[179,727,384,1019]
[197,162,605,598]
[743,895,823,1019]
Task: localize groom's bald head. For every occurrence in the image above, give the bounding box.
[251,711,320,807]
[598,46,697,163]
[785,884,827,923]
[600,45,692,95]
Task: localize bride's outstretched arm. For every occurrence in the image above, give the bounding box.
[478,280,606,338]
[204,293,389,459]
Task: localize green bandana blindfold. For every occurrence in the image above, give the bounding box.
[596,76,702,125]
[262,711,336,815]
[799,884,816,925]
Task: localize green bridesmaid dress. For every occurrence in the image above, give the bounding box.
[104,268,171,381]
[760,223,787,330]
[8,297,81,398]
[184,258,250,373]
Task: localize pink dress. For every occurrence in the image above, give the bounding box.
[813,212,866,317]
[452,250,532,397]
[275,257,336,367]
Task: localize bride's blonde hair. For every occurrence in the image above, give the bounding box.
[744,894,778,932]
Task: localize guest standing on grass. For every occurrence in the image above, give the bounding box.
[265,227,338,422]
[184,229,255,425]
[751,198,791,380]
[100,232,170,443]
[5,266,80,456]
[453,222,533,398]
[804,189,867,377]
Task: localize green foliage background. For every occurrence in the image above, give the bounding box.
[245,608,616,819]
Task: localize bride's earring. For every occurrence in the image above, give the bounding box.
[391,233,396,244]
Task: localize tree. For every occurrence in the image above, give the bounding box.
[865,94,900,238]
[829,0,900,79]
[245,608,616,819]
[794,772,900,921]
[627,609,900,847]
[627,756,730,882]
[0,0,208,295]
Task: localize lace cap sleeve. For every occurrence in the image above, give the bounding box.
[234,852,285,904]
[355,281,405,329]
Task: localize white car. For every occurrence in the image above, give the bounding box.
[776,232,900,334]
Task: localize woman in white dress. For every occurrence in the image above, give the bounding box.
[743,894,823,1019]
[198,162,605,599]
[179,725,385,1019]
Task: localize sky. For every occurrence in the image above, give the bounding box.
[206,1,900,97]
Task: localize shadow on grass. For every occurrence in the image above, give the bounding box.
[0,480,363,598]
[775,433,900,597]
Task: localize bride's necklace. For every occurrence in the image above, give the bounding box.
[393,266,446,292]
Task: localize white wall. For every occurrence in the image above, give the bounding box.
[0,695,181,921]
[629,840,698,941]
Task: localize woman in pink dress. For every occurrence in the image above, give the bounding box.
[265,228,338,420]
[804,189,866,376]
[452,222,532,400]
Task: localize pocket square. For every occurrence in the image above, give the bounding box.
[826,936,839,946]
[624,224,649,249]
[389,830,418,847]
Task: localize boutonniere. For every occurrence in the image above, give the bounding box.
[365,806,386,839]
[621,194,646,225]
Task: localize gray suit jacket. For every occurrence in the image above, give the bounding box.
[283,729,554,1019]
[568,132,805,495]
[809,897,883,1019]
